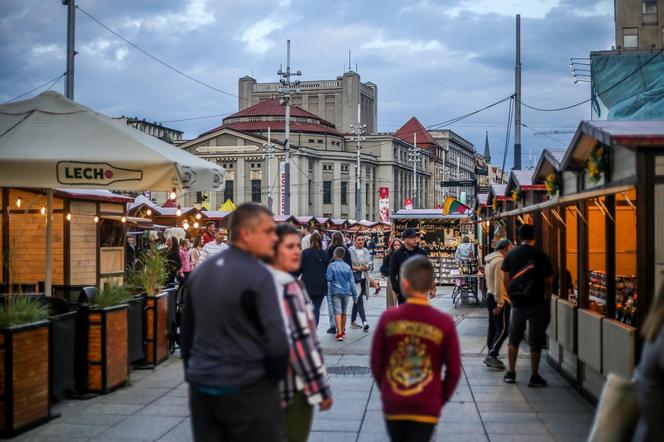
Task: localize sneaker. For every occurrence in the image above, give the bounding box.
[483,356,505,370]
[528,374,548,388]
[503,371,516,384]
[342,332,346,339]
[350,322,362,329]
[374,288,381,296]
[335,333,344,341]
[363,321,370,332]
[326,326,336,335]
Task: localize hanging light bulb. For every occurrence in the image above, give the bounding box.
[66,213,72,221]
[121,216,127,223]
[146,209,152,216]
[176,205,182,217]
[169,188,177,200]
[16,197,21,208]
[93,216,99,223]
[195,213,201,220]
[40,206,46,215]
[193,221,199,229]
[183,222,190,230]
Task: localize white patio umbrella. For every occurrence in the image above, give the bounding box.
[0,91,224,294]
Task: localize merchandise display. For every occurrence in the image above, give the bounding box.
[588,270,637,323]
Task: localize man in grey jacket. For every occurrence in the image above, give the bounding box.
[181,203,289,442]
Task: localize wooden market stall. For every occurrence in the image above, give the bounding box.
[482,121,664,400]
[391,209,472,285]
[1,188,132,292]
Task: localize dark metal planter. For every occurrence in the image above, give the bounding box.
[49,311,77,397]
[0,320,51,437]
[127,296,146,364]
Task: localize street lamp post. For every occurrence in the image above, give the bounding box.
[262,126,276,212]
[350,104,366,220]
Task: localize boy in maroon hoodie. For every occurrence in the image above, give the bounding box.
[371,255,462,442]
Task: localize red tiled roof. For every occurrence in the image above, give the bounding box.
[219,121,341,136]
[394,117,438,147]
[227,98,335,126]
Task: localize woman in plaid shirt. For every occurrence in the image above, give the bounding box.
[269,224,333,442]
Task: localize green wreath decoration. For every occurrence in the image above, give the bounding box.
[511,187,523,204]
[586,144,605,183]
[544,173,558,197]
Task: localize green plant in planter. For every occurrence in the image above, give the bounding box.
[126,245,168,295]
[95,284,132,309]
[0,296,49,328]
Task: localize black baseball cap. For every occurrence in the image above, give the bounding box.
[401,228,419,239]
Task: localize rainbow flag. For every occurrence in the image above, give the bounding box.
[442,196,470,215]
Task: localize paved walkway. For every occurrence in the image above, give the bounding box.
[17,286,595,442]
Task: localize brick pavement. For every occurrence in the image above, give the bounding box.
[15,286,595,442]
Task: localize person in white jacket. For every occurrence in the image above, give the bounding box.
[484,239,512,369]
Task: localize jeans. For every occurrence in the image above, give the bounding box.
[385,420,435,442]
[508,302,551,353]
[331,294,350,315]
[189,378,284,442]
[351,280,367,323]
[325,295,335,327]
[486,294,511,358]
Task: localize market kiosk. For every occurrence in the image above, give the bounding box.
[490,121,664,399]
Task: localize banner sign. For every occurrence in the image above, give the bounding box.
[379,187,390,222]
[475,166,489,175]
[404,198,413,210]
[57,161,142,186]
[279,162,286,215]
[440,180,476,187]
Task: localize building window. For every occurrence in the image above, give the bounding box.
[341,181,348,205]
[308,180,313,205]
[309,139,315,143]
[323,181,332,204]
[251,179,261,203]
[366,183,370,207]
[643,0,657,24]
[224,180,234,202]
[623,27,639,49]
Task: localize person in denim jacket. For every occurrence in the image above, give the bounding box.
[326,247,358,341]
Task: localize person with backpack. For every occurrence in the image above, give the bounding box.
[501,224,553,387]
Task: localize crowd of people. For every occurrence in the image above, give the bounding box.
[170,204,662,442]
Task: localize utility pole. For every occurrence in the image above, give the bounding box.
[514,13,522,170]
[262,127,276,212]
[408,136,422,208]
[349,103,366,220]
[63,0,76,99]
[277,40,301,215]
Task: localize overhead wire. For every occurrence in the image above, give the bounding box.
[1,72,67,105]
[520,122,566,147]
[499,97,514,183]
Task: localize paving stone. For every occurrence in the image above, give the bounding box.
[488,435,556,442]
[536,412,593,424]
[479,411,541,423]
[83,403,144,415]
[309,432,359,441]
[544,421,592,436]
[158,417,193,441]
[311,418,363,432]
[314,400,367,420]
[33,422,108,438]
[485,422,549,434]
[439,401,482,422]
[436,421,487,434]
[100,387,171,406]
[96,415,185,441]
[138,404,191,417]
[436,433,489,442]
[476,401,534,413]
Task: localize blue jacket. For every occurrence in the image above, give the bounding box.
[326,259,358,300]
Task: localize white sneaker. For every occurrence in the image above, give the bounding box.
[363,321,370,332]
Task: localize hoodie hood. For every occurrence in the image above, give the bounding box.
[485,251,503,264]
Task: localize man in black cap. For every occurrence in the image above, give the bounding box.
[389,228,429,304]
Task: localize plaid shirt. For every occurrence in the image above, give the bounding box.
[280,280,332,406]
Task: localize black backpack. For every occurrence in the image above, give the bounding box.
[508,260,537,299]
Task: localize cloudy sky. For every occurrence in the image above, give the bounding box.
[0,0,614,169]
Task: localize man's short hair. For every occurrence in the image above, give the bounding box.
[400,256,434,294]
[518,224,536,242]
[333,246,346,259]
[462,236,470,243]
[229,203,272,243]
[496,239,512,251]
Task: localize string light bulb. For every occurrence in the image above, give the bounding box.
[40,206,46,215]
[169,188,177,200]
[16,197,21,208]
[146,209,152,216]
[175,205,182,217]
[66,213,72,221]
[183,222,190,230]
[121,216,127,223]
[195,213,201,220]
[193,222,199,229]
[93,216,99,223]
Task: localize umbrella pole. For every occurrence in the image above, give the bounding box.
[45,189,53,296]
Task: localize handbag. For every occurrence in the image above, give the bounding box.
[587,373,639,442]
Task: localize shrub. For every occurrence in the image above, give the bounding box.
[95,284,132,309]
[0,296,50,328]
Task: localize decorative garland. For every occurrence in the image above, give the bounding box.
[586,144,605,183]
[511,187,523,204]
[544,173,558,197]
[492,199,497,211]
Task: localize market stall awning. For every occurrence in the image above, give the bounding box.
[0,91,224,192]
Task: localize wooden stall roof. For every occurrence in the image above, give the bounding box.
[314,217,330,225]
[506,170,546,192]
[329,218,347,226]
[55,189,133,204]
[273,214,295,223]
[201,210,232,220]
[293,216,315,225]
[358,220,378,227]
[488,184,510,201]
[562,120,664,171]
[391,209,469,221]
[475,193,489,208]
[532,148,567,183]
